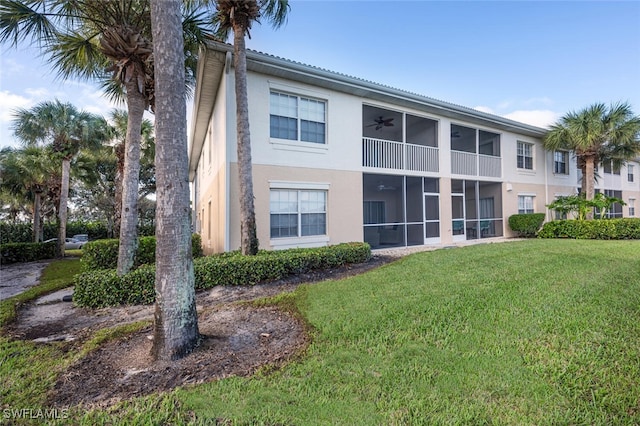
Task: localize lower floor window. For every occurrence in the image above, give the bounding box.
[270,189,327,238]
[518,195,534,214]
[629,199,635,217]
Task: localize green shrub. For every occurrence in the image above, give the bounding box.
[538,218,640,239]
[0,241,56,264]
[74,242,371,307]
[81,239,120,271]
[508,213,546,237]
[0,223,33,244]
[81,234,203,271]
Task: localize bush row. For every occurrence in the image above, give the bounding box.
[81,234,203,271]
[0,220,156,244]
[508,213,546,238]
[0,221,111,244]
[73,242,371,308]
[0,241,56,265]
[537,218,640,239]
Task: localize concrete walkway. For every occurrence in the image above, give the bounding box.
[0,260,52,301]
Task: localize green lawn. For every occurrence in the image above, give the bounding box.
[3,239,640,425]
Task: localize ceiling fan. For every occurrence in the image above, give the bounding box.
[377,182,396,191]
[451,131,461,138]
[367,116,394,130]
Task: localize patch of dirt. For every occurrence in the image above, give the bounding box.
[5,255,398,407]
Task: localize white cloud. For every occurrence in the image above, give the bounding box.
[0,91,32,122]
[503,110,560,129]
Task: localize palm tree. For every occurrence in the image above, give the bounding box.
[0,146,53,242]
[1,0,211,273]
[11,100,109,256]
[150,0,199,361]
[213,0,289,255]
[108,110,155,236]
[544,102,640,219]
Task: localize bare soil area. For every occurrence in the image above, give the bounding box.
[4,255,398,408]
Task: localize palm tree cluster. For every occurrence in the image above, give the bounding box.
[1,0,292,359]
[7,100,110,256]
[544,102,640,219]
[1,0,209,273]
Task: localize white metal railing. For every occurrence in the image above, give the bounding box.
[362,137,403,169]
[451,151,477,175]
[406,143,439,172]
[451,151,502,178]
[362,138,439,172]
[479,154,501,177]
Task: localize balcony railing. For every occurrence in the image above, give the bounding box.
[451,151,501,178]
[363,137,439,173]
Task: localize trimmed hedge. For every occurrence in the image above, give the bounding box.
[538,218,640,239]
[508,213,546,238]
[0,241,56,264]
[81,234,203,271]
[0,220,111,244]
[74,242,371,308]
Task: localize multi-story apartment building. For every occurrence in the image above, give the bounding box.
[189,41,640,254]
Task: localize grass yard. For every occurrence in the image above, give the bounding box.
[2,239,640,425]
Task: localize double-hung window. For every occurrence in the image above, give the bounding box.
[518,195,534,214]
[517,141,533,170]
[629,165,635,182]
[554,150,568,175]
[270,189,327,238]
[630,199,636,217]
[270,91,326,144]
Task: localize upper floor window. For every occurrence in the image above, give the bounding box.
[518,195,534,214]
[629,165,635,182]
[517,141,533,170]
[603,160,621,175]
[270,91,326,144]
[554,150,569,175]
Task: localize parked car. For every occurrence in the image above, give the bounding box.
[43,237,85,250]
[72,234,89,243]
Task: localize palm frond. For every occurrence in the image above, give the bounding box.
[0,0,58,46]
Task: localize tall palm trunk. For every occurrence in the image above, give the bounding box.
[583,155,596,220]
[57,158,71,257]
[33,189,42,242]
[114,141,125,237]
[150,0,199,361]
[233,25,259,255]
[116,85,145,276]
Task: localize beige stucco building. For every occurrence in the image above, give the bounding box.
[189,41,640,254]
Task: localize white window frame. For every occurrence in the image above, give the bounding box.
[629,165,635,183]
[518,194,535,214]
[554,150,569,175]
[629,198,635,217]
[269,90,327,145]
[517,141,534,170]
[269,181,330,249]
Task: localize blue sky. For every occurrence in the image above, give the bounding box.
[1,0,639,149]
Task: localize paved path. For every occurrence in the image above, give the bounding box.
[0,260,52,301]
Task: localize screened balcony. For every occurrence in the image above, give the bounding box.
[362,105,439,173]
[450,124,501,178]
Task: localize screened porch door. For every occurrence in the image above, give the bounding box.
[451,193,466,242]
[424,193,440,244]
